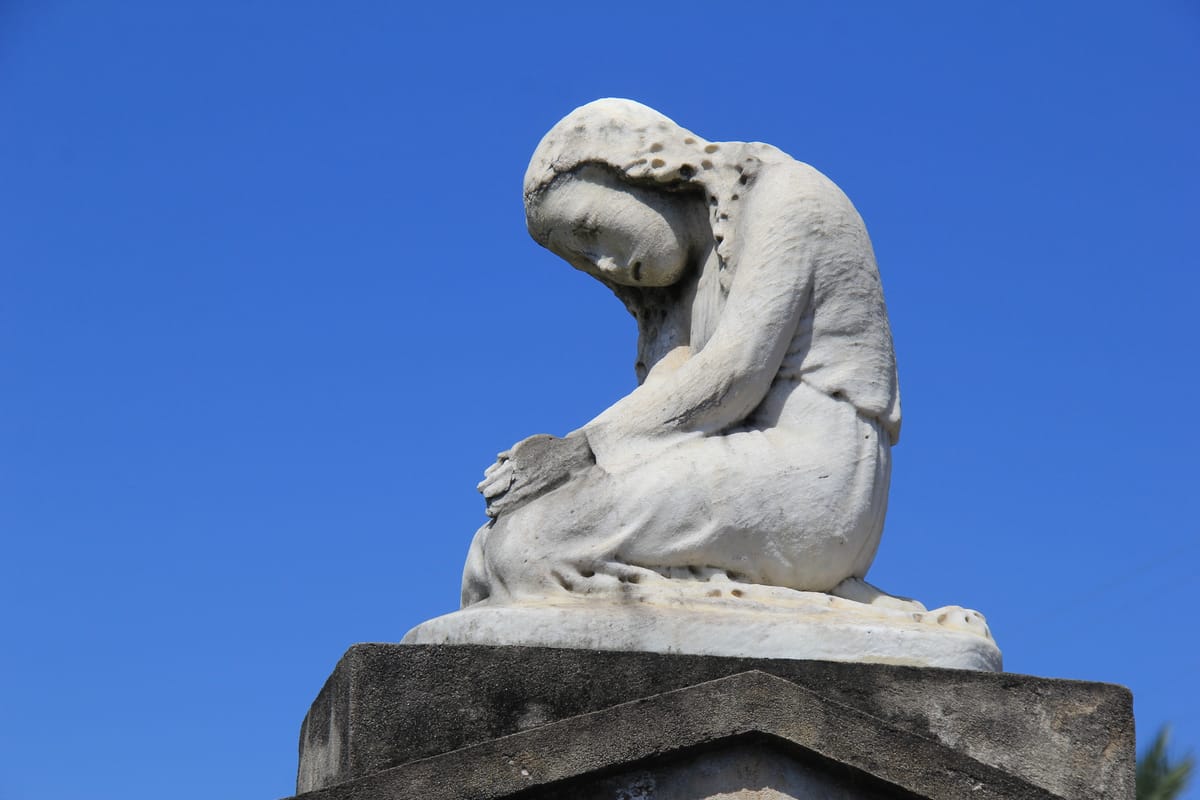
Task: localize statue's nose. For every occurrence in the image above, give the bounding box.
[593,255,623,276]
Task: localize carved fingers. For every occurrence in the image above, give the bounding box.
[478,454,515,510]
[477,434,597,519]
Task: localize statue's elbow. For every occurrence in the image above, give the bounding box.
[714,369,773,428]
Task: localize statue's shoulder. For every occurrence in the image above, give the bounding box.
[740,149,860,230]
[772,153,852,200]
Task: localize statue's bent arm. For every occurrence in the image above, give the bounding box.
[583,166,816,453]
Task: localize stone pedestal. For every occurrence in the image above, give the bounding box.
[286,644,1133,800]
[403,596,1001,671]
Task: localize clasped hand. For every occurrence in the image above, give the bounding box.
[477,432,595,518]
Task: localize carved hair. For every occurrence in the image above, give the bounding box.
[524,98,770,281]
[524,100,791,379]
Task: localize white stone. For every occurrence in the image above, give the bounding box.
[403,579,1001,671]
[405,99,1000,670]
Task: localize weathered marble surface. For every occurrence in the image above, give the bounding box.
[404,99,998,669]
[405,584,999,670]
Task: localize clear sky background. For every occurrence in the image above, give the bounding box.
[3,2,1198,799]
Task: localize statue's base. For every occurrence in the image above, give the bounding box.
[288,644,1133,800]
[402,597,1002,671]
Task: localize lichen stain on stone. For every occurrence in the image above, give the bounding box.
[614,772,657,799]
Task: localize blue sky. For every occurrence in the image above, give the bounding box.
[2,2,1198,798]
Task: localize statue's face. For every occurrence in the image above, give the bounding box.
[531,166,695,287]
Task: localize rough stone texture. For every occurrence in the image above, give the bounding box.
[291,644,1133,800]
[534,741,907,799]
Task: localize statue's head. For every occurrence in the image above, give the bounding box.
[526,163,698,287]
[524,99,757,284]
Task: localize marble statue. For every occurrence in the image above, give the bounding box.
[404,99,1001,670]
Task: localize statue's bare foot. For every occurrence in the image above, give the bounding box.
[915,606,994,639]
[830,577,927,612]
[831,579,993,640]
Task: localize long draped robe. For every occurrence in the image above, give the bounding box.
[463,154,901,606]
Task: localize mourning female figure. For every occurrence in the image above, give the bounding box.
[407,100,998,669]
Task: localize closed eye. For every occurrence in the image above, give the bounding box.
[571,221,600,241]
